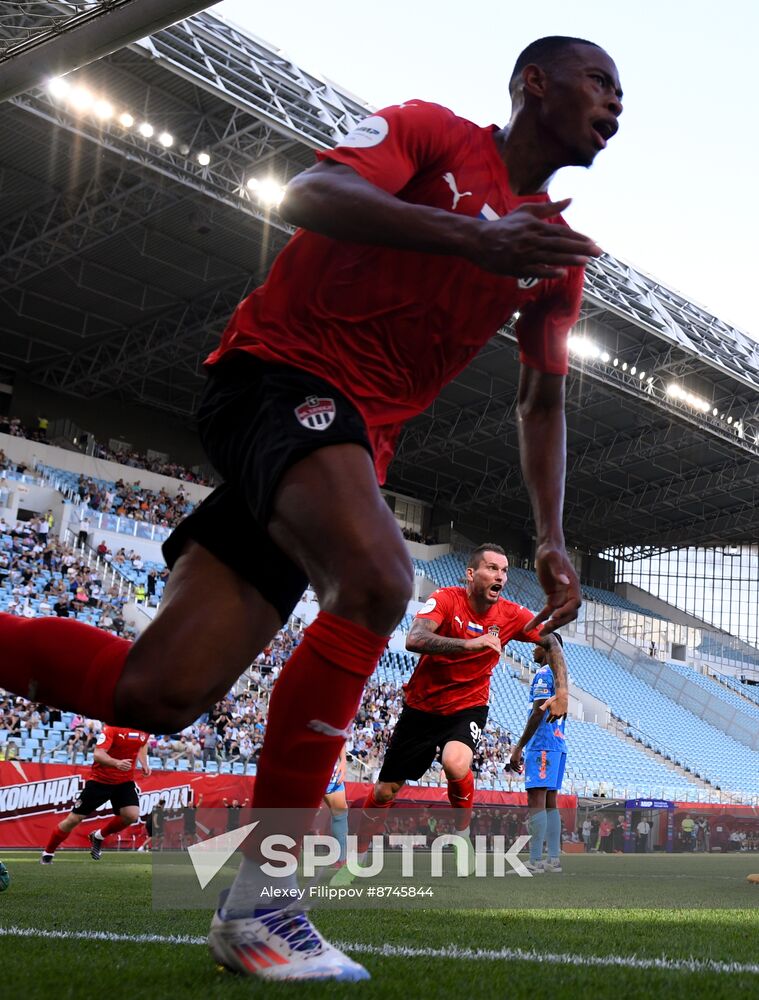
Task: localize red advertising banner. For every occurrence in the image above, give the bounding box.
[0,761,577,849]
[0,761,254,849]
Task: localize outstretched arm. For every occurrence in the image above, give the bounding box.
[518,368,581,634]
[281,162,600,280]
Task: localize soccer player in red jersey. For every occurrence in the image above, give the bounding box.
[40,726,150,864]
[336,544,566,880]
[0,36,622,979]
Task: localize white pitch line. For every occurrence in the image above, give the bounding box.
[1,924,758,975]
[0,925,206,946]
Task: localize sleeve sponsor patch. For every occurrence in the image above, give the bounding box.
[95,732,107,746]
[337,114,389,149]
[419,597,437,615]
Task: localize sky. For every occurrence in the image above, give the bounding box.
[214,0,759,339]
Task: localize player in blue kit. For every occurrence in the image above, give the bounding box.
[509,636,568,873]
[324,743,349,864]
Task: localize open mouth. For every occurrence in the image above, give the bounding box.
[488,584,502,597]
[591,119,617,148]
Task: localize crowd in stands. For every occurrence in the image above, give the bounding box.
[88,441,212,485]
[0,449,32,477]
[0,412,211,484]
[0,415,45,441]
[401,527,437,545]
[73,475,195,530]
[1,516,134,637]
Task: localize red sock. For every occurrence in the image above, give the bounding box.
[357,787,395,853]
[244,612,387,858]
[45,824,70,854]
[447,771,475,831]
[98,815,131,839]
[252,612,387,810]
[0,613,129,722]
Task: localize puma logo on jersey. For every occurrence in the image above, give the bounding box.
[454,615,464,628]
[442,172,472,211]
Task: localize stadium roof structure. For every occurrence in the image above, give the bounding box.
[1,3,758,552]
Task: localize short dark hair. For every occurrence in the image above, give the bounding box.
[467,543,506,570]
[509,35,602,95]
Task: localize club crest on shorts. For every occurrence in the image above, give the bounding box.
[294,395,336,431]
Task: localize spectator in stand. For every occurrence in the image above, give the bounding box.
[170,735,187,762]
[201,725,219,766]
[155,735,172,769]
[77,515,90,548]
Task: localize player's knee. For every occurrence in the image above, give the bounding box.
[329,552,413,630]
[121,808,139,825]
[115,672,201,734]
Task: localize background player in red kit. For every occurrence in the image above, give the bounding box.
[40,726,150,864]
[0,36,622,980]
[337,544,566,881]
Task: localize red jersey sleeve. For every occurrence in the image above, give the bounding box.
[414,588,453,628]
[515,255,584,375]
[511,605,547,645]
[95,726,113,753]
[315,101,459,194]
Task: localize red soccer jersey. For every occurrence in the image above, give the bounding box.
[205,100,584,483]
[90,726,148,784]
[403,587,544,715]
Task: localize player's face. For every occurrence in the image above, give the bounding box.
[468,552,508,604]
[533,645,548,666]
[539,44,623,168]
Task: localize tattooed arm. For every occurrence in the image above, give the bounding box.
[406,617,501,657]
[537,634,568,721]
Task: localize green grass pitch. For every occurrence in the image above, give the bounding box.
[1,851,757,999]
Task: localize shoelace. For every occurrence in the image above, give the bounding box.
[256,907,324,955]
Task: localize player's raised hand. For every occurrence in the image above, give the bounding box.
[468,198,602,279]
[525,544,582,635]
[464,633,502,655]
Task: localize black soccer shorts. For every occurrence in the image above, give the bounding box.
[163,351,373,623]
[72,779,139,815]
[378,704,489,783]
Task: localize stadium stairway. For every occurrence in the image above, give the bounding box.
[607,718,715,794]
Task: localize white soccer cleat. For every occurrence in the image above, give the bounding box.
[543,858,563,873]
[208,899,370,981]
[39,852,54,865]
